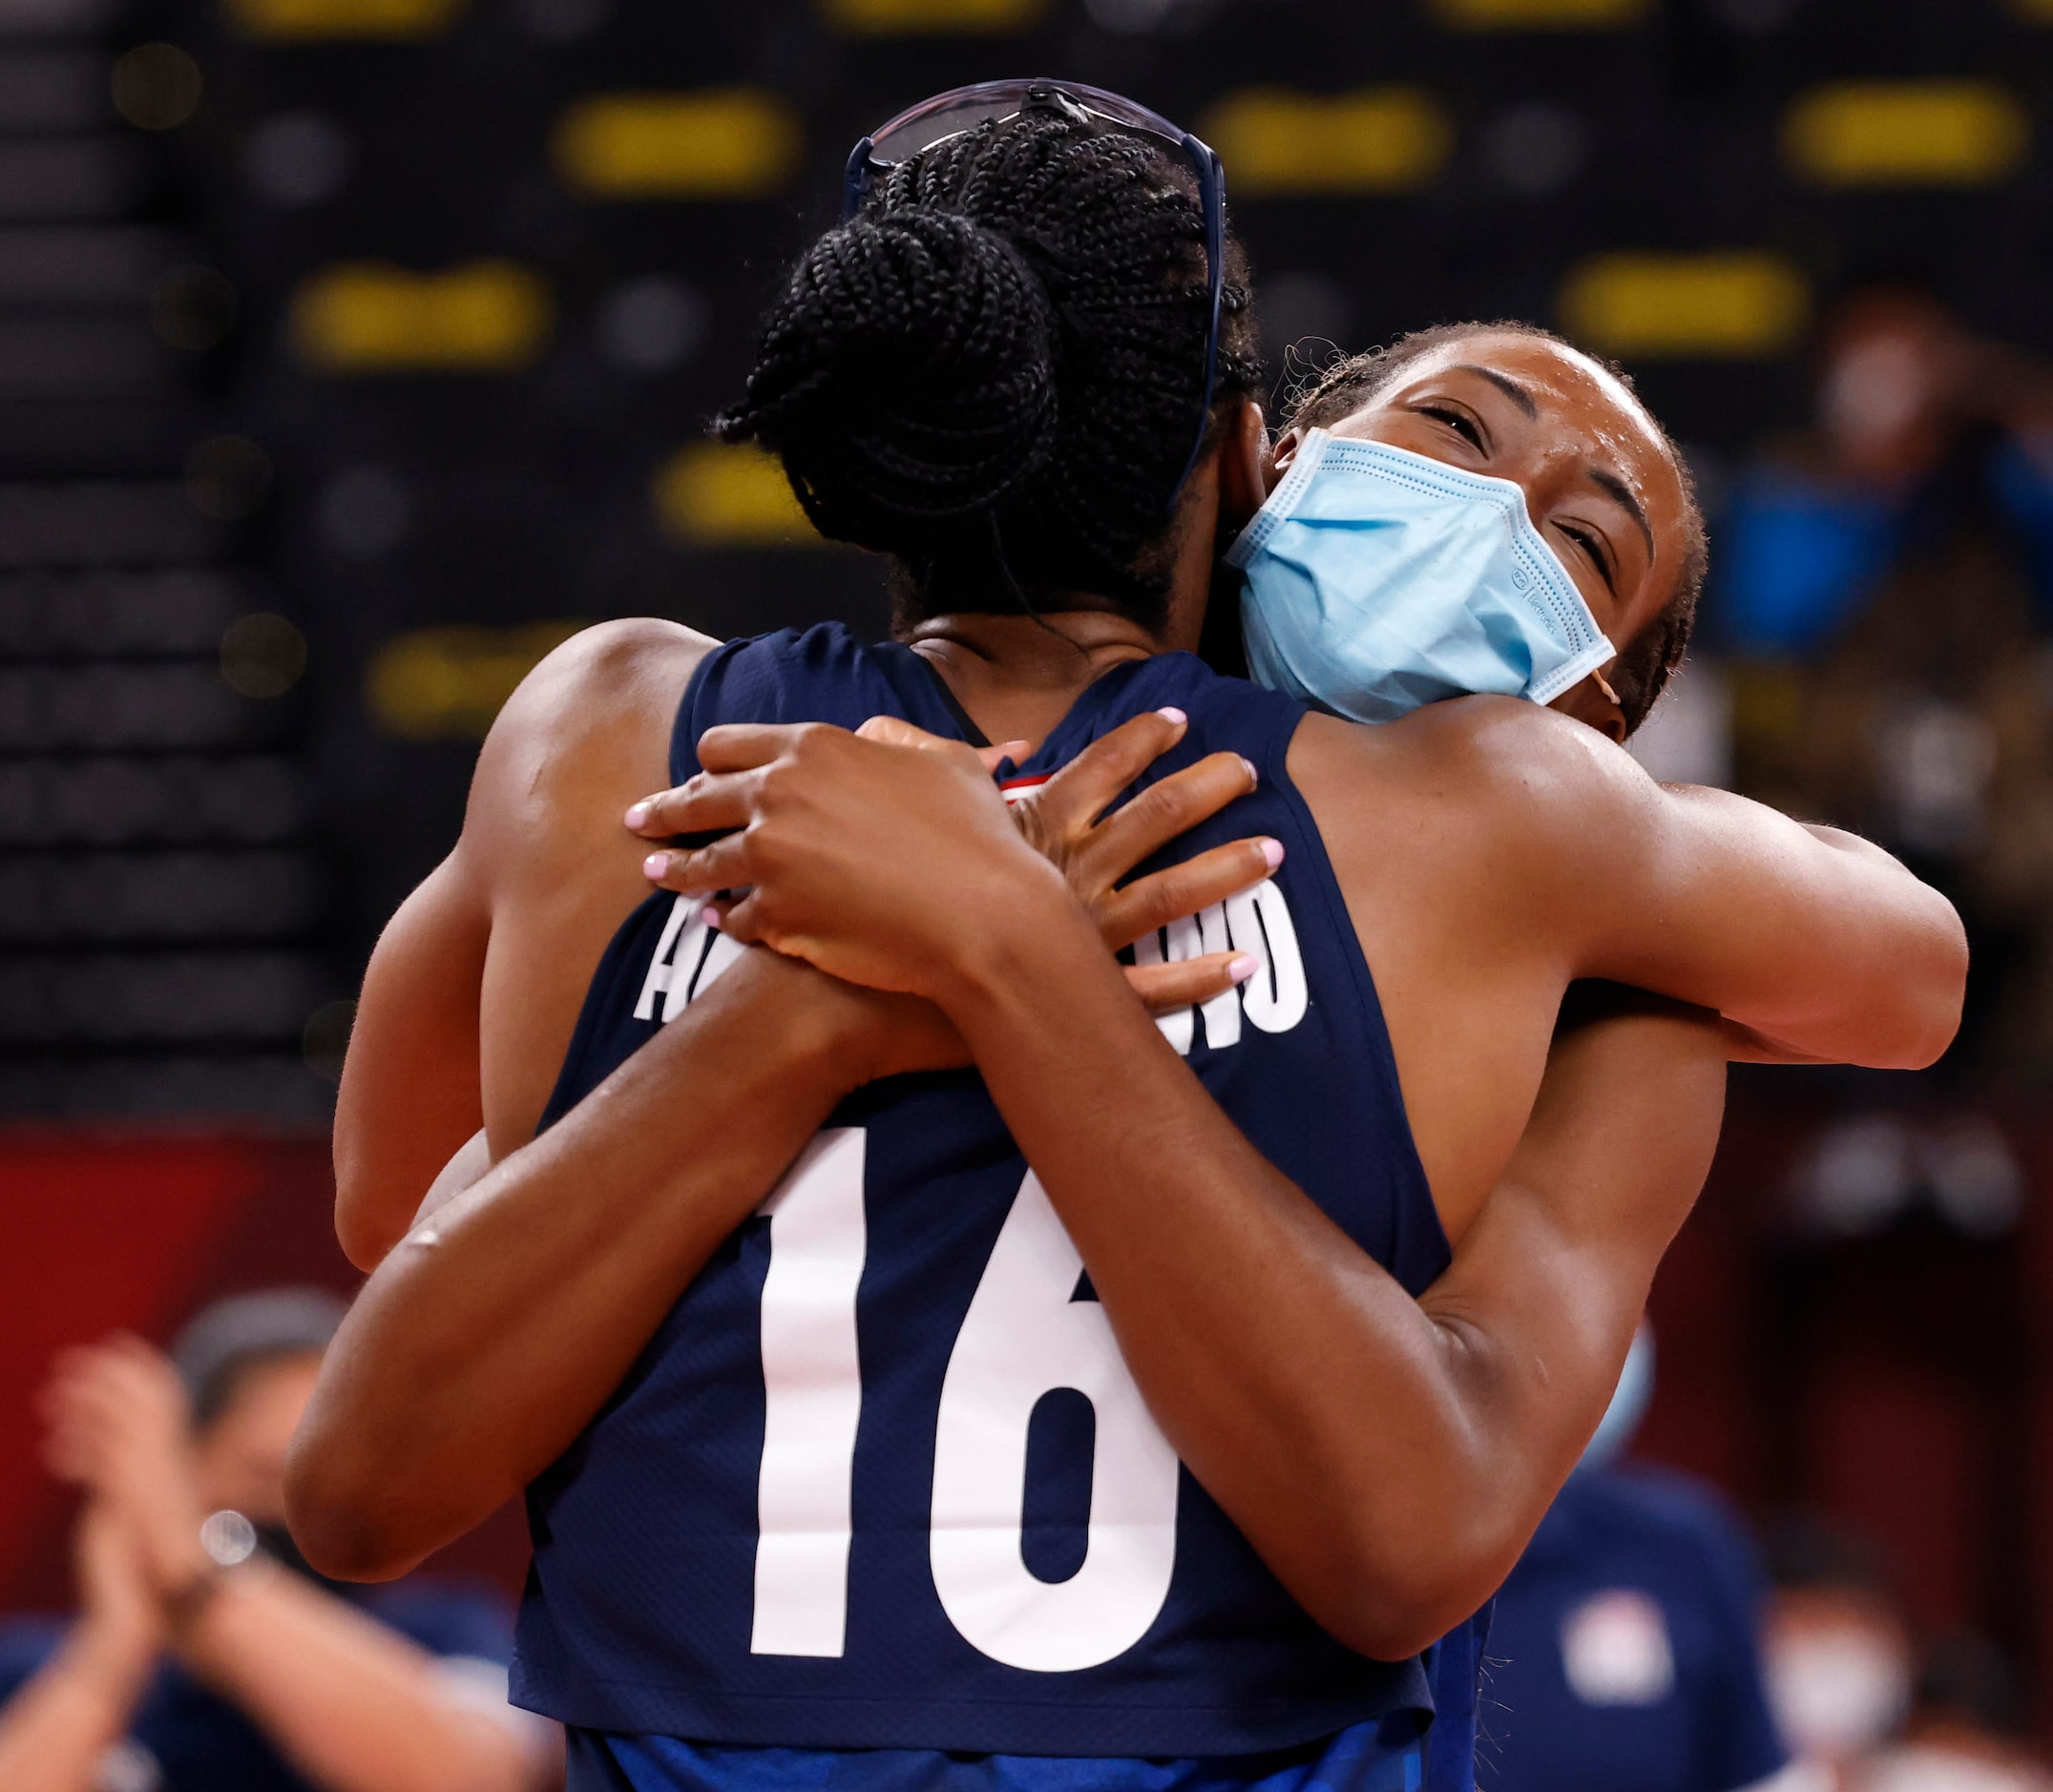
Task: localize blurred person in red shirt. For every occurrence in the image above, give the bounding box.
[0,1289,559,1792]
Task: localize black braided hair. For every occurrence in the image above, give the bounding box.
[1288,321,1707,737]
[718,111,1262,632]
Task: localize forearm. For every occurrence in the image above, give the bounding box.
[1630,786,1966,1069]
[950,939,1726,1658]
[289,949,858,1580]
[179,1563,532,1792]
[941,912,1517,1657]
[0,1628,153,1792]
[1758,823,1962,1066]
[333,856,491,1271]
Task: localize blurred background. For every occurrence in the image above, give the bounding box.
[4,0,2053,1783]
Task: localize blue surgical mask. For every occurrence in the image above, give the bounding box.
[1227,430,1617,723]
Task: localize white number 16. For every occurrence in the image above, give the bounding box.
[748,1129,1181,1672]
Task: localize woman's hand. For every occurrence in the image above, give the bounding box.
[42,1336,211,1602]
[626,708,1280,1011]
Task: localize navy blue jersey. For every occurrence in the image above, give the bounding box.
[1483,1467,1788,1792]
[513,625,1466,1766]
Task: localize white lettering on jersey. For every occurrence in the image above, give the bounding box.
[930,1170,1180,1671]
[747,1146,1179,1672]
[634,898,703,1022]
[1131,877,1308,1054]
[638,876,1309,1051]
[1230,880,1309,1034]
[635,897,745,1024]
[752,1129,868,1658]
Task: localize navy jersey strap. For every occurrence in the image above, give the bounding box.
[670,632,977,786]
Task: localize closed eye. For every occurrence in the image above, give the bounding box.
[1416,404,1484,450]
[1559,523,1616,594]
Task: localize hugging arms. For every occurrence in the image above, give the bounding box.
[290,633,1961,1659]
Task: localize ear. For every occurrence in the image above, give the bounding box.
[1548,666,1628,745]
[1216,400,1268,530]
[1267,425,1307,494]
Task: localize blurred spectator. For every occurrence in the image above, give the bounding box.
[0,1289,559,1792]
[1712,286,2053,1078]
[1854,1637,2053,1792]
[1717,286,2053,661]
[1763,1520,1917,1789]
[1482,1326,1793,1792]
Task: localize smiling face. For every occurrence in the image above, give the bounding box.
[1275,330,1695,730]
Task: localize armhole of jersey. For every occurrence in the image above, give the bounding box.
[668,636,736,785]
[532,898,670,1136]
[1259,699,1451,1276]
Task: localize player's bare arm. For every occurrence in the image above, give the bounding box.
[333,617,719,1269]
[1284,697,1966,1230]
[1302,696,1965,1069]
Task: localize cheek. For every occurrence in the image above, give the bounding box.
[1551,552,1624,634]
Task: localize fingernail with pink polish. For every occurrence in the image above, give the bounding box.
[1157,707,1187,725]
[1260,838,1285,869]
[642,852,668,880]
[1228,954,1261,985]
[702,906,723,929]
[624,802,651,830]
[1240,756,1259,785]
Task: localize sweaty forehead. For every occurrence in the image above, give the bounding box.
[1378,333,1678,494]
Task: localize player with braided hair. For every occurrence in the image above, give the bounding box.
[294,83,1963,1792]
[719,109,1263,630]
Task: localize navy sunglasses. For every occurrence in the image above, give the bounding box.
[843,77,1227,508]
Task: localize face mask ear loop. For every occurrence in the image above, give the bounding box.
[1593,669,1622,709]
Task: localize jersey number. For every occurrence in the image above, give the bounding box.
[749,1129,1181,1671]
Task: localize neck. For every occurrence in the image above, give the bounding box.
[900,466,1223,751]
[906,610,1169,754]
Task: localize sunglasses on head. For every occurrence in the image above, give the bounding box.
[844,78,1226,508]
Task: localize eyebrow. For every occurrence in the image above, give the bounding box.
[1452,364,1539,419]
[1588,467,1655,559]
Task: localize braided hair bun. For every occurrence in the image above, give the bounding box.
[720,208,1058,553]
[720,112,1262,628]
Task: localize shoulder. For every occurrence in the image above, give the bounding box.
[681,622,885,732]
[1288,698,1660,886]
[485,617,717,766]
[1309,694,1648,802]
[465,618,718,867]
